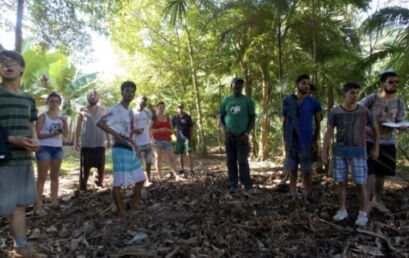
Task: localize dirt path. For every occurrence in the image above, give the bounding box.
[1,150,409,257]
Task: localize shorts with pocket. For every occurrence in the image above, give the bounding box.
[333,156,368,184]
[35,146,63,160]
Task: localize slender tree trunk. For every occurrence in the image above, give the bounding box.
[257,64,270,161]
[311,0,317,85]
[242,61,258,158]
[15,0,24,53]
[184,24,207,156]
[277,16,283,81]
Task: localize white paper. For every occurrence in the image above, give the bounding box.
[382,121,409,128]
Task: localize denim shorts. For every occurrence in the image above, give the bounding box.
[333,156,368,184]
[153,140,173,151]
[284,147,312,173]
[35,146,64,160]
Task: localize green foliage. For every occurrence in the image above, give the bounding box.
[9,0,408,159]
[21,43,98,119]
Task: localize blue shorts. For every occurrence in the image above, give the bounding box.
[333,156,368,184]
[35,146,63,161]
[153,140,172,151]
[284,147,312,173]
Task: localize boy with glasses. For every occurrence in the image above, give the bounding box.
[0,50,45,257]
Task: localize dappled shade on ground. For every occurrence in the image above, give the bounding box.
[1,154,409,257]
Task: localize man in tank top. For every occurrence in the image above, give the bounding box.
[75,90,111,190]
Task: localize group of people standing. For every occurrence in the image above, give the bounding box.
[0,50,195,257]
[282,73,406,226]
[0,49,406,257]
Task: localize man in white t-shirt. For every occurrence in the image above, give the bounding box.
[134,95,156,183]
[97,81,145,217]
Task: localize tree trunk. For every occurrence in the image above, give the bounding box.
[257,66,270,161]
[277,17,283,81]
[15,0,24,53]
[242,61,258,158]
[184,24,207,156]
[311,0,317,85]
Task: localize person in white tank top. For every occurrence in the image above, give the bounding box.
[34,92,68,216]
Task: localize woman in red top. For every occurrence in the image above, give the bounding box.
[149,102,181,181]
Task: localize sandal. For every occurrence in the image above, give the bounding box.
[34,208,47,217]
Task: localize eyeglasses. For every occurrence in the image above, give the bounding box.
[48,99,61,104]
[387,80,399,84]
[0,59,19,66]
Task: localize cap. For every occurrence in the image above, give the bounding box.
[177,103,184,108]
[231,77,244,85]
[136,95,147,103]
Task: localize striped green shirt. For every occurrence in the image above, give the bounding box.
[0,86,37,166]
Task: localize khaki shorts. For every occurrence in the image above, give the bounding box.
[0,165,37,216]
[136,144,153,165]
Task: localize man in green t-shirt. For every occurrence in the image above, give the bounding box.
[219,77,255,196]
[0,50,45,257]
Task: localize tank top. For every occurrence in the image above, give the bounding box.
[39,113,63,147]
[152,116,172,141]
[80,106,106,148]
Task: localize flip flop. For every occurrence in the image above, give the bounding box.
[34,208,48,217]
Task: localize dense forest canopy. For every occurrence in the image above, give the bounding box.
[0,0,408,159]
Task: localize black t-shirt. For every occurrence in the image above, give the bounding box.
[172,113,193,141]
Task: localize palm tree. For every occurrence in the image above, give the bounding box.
[361,7,409,80]
[163,0,209,155]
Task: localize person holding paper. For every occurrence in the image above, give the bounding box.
[360,71,406,213]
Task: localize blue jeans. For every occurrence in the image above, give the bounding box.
[225,136,252,191]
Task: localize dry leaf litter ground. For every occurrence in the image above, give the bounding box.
[1,149,409,257]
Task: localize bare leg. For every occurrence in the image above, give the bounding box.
[367,174,375,202]
[50,159,62,206]
[34,160,50,213]
[289,170,298,195]
[187,152,194,171]
[154,148,163,179]
[303,173,312,197]
[165,150,182,180]
[10,207,26,241]
[374,175,385,203]
[112,187,124,217]
[337,181,347,211]
[146,163,151,182]
[131,181,145,210]
[179,154,184,171]
[356,183,368,213]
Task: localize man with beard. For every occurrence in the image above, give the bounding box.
[360,72,406,213]
[75,90,111,190]
[282,74,322,209]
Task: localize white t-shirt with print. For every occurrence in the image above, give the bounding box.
[104,103,133,143]
[133,109,152,146]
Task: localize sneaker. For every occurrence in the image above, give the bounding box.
[333,209,348,221]
[374,202,391,214]
[355,211,368,226]
[304,196,316,211]
[290,193,297,200]
[243,189,252,197]
[9,245,46,258]
[229,187,238,194]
